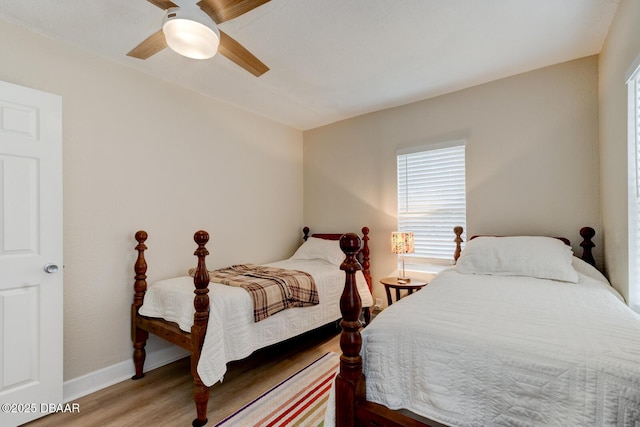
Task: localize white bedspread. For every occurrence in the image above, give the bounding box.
[139,258,372,386]
[326,258,640,426]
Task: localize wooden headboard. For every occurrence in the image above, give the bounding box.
[302,226,372,292]
[303,226,372,325]
[453,226,597,267]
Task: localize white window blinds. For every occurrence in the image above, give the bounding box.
[397,142,466,269]
[628,62,640,313]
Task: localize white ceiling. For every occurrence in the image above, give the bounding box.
[0,0,620,130]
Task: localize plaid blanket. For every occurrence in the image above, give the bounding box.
[189,264,319,322]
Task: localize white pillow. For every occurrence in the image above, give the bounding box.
[571,256,608,285]
[455,236,579,283]
[290,237,345,266]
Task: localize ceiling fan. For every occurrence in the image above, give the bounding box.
[127,0,270,77]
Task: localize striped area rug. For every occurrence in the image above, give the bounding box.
[215,352,339,427]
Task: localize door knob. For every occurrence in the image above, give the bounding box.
[44,263,59,274]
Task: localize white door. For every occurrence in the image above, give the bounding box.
[0,80,63,426]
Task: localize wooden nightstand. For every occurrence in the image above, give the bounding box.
[380,277,428,306]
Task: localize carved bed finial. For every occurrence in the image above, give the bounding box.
[303,226,310,241]
[453,226,464,262]
[579,227,596,267]
[133,231,148,309]
[192,230,210,317]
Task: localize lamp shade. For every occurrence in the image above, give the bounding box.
[391,232,415,255]
[162,7,220,60]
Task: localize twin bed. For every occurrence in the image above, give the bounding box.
[132,225,640,426]
[331,227,640,427]
[131,227,373,427]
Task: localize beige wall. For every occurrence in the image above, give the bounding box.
[303,56,601,301]
[598,0,640,304]
[0,21,303,380]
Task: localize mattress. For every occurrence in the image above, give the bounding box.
[139,258,373,386]
[326,257,640,426]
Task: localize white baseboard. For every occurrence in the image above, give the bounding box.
[63,346,189,403]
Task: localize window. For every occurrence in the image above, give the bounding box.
[628,58,640,313]
[397,141,466,272]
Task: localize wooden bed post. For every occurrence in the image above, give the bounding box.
[454,226,464,262]
[191,230,211,427]
[303,226,310,241]
[131,230,149,380]
[361,227,372,325]
[361,227,371,289]
[336,233,365,427]
[579,226,596,267]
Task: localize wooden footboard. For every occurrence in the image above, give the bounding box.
[336,226,600,427]
[131,226,373,427]
[131,230,211,427]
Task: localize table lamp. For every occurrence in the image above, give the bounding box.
[391,231,414,283]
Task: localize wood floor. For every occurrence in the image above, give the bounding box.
[24,324,341,427]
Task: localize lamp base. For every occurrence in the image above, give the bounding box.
[396,277,411,284]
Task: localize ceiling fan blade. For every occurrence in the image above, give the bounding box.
[127,30,167,59]
[146,0,179,10]
[217,30,269,77]
[197,0,270,24]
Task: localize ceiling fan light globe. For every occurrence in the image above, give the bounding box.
[162,8,220,60]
